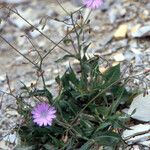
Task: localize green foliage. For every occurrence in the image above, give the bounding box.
[17,53,133,149]
[15,10,135,150]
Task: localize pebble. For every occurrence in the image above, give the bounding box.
[3,132,17,144]
[114,24,128,39]
[111,39,128,52]
[45,79,55,87]
[139,140,150,147]
[0,0,28,4]
[99,32,113,46]
[122,124,150,140]
[126,132,150,145]
[15,56,24,65]
[0,140,9,150]
[130,24,141,37]
[128,94,150,122]
[0,74,6,84]
[131,25,150,38]
[113,52,125,61]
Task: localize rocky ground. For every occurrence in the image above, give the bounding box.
[0,0,150,149]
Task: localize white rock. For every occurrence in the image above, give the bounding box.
[113,53,125,61]
[0,74,6,84]
[139,140,150,147]
[1,0,27,4]
[6,110,19,116]
[3,133,16,143]
[131,48,142,55]
[122,124,150,140]
[29,25,49,38]
[126,132,150,145]
[128,94,150,122]
[131,25,150,38]
[15,56,24,65]
[45,80,55,87]
[0,141,9,150]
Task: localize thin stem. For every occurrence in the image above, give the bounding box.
[42,31,73,60]
[0,34,37,67]
[5,7,72,55]
[83,9,92,25]
[68,32,78,54]
[56,0,70,15]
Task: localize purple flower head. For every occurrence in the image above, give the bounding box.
[83,0,103,9]
[31,102,56,127]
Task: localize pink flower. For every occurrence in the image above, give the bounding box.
[83,0,103,9]
[31,102,56,126]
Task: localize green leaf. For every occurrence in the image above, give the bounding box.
[79,140,94,150]
[80,119,94,137]
[109,87,125,114]
[102,64,121,88]
[93,131,121,146]
[96,122,111,131]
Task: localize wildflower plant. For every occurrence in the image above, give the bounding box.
[1,1,148,150]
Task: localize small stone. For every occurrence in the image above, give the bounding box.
[15,56,24,65]
[6,110,19,116]
[126,132,150,145]
[128,94,150,122]
[112,62,120,66]
[122,124,150,140]
[45,80,55,87]
[3,132,20,144]
[131,48,142,55]
[108,8,118,23]
[29,25,49,38]
[111,39,128,52]
[124,51,134,61]
[113,52,125,62]
[114,24,128,39]
[139,10,149,20]
[125,145,140,150]
[99,32,113,46]
[99,67,108,74]
[0,74,6,84]
[24,81,37,88]
[139,140,150,147]
[0,141,9,150]
[0,0,27,3]
[53,69,61,74]
[131,25,150,38]
[130,24,141,37]
[3,133,17,144]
